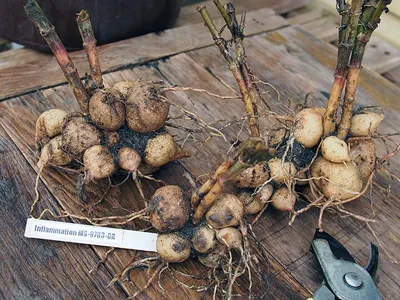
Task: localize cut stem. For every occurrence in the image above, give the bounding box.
[323,0,363,135]
[77,10,104,91]
[24,0,90,113]
[337,0,390,139]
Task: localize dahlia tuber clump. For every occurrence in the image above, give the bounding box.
[25,0,399,299]
[192,0,398,233]
[26,1,189,205]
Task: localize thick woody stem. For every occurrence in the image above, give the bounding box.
[198,6,260,137]
[77,10,104,91]
[337,0,390,139]
[24,0,90,113]
[323,0,363,135]
[336,68,360,139]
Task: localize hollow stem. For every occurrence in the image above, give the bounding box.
[77,10,104,91]
[24,0,90,113]
[323,0,363,135]
[198,5,260,137]
[337,0,390,139]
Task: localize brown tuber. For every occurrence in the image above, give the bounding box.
[156,233,190,263]
[206,194,244,229]
[234,162,269,188]
[311,156,363,200]
[112,81,137,99]
[38,135,72,168]
[83,145,116,180]
[61,115,102,157]
[239,184,273,214]
[216,227,242,249]
[198,244,226,268]
[192,224,217,253]
[88,88,125,131]
[149,185,190,232]
[125,82,170,133]
[268,158,296,184]
[118,147,141,173]
[35,109,68,149]
[270,187,296,211]
[349,138,376,180]
[144,133,181,167]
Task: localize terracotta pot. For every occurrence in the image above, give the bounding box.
[0,0,182,51]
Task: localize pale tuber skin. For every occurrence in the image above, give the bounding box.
[349,111,385,137]
[112,81,137,99]
[118,147,141,173]
[38,135,72,168]
[125,82,170,133]
[239,184,273,214]
[270,187,296,211]
[206,194,244,229]
[268,158,296,184]
[311,156,363,200]
[234,162,270,188]
[144,133,178,167]
[61,115,102,157]
[156,233,191,263]
[149,185,190,232]
[348,138,376,180]
[216,227,242,249]
[294,108,323,148]
[35,109,68,150]
[89,88,125,131]
[83,145,116,180]
[321,136,351,163]
[192,224,217,253]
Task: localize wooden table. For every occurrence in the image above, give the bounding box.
[1,3,399,300]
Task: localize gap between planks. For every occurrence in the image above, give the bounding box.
[0,8,288,101]
[0,123,129,299]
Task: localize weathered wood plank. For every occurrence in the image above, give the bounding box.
[0,8,288,101]
[177,0,308,27]
[185,25,400,296]
[0,124,127,300]
[0,64,310,299]
[301,15,400,74]
[0,87,206,299]
[383,66,400,87]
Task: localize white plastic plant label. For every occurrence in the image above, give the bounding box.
[24,218,157,252]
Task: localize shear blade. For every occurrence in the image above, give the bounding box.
[311,229,355,263]
[365,242,379,279]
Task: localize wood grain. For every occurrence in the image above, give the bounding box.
[177,0,308,27]
[0,66,310,299]
[383,66,400,87]
[300,15,400,74]
[185,25,400,296]
[0,124,126,299]
[0,8,288,101]
[1,20,399,299]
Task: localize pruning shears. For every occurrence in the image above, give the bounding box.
[309,230,381,300]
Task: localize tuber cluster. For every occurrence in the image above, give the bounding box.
[27,1,188,201]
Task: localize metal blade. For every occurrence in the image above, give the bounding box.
[313,281,335,300]
[311,229,355,263]
[365,242,379,279]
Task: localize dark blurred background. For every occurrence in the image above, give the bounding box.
[0,0,184,51]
